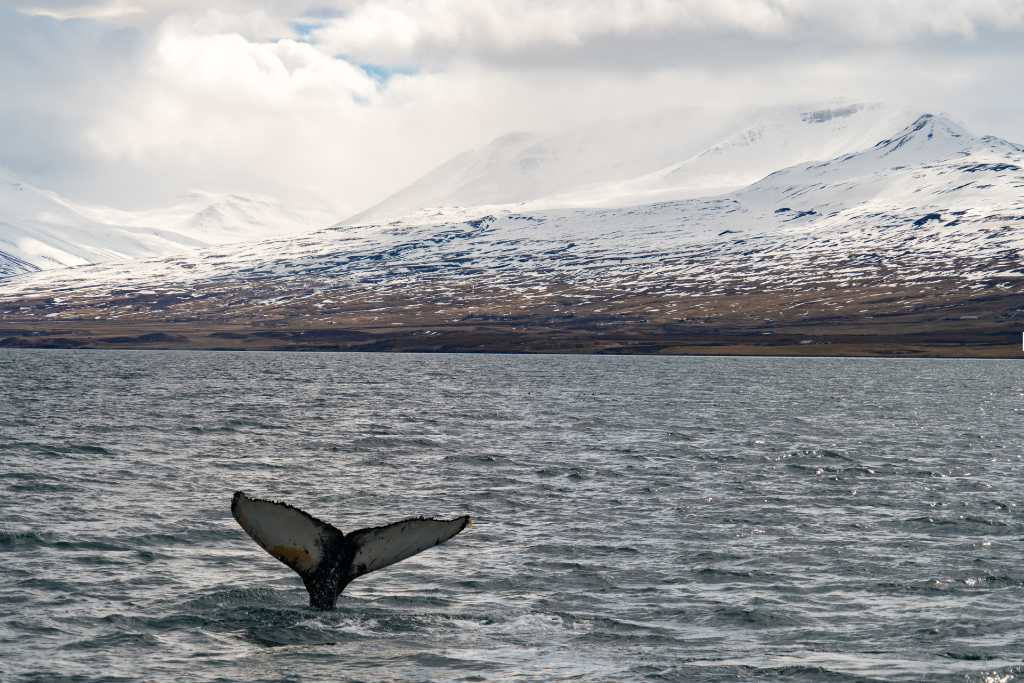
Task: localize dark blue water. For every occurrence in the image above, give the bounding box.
[0,350,1021,682]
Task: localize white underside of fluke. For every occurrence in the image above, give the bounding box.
[347,517,471,576]
[232,493,337,574]
[231,492,471,601]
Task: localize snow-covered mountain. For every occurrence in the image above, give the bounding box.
[540,102,915,209]
[0,175,202,277]
[0,101,920,281]
[2,113,1021,355]
[352,102,912,222]
[0,175,333,277]
[75,191,336,244]
[348,107,743,223]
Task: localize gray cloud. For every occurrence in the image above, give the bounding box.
[0,8,145,176]
[310,0,1024,67]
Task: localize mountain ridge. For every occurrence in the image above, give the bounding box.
[1,111,1021,357]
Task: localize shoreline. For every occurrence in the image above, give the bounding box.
[3,281,1020,359]
[1,319,1019,358]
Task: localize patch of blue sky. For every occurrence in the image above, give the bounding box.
[290,21,320,39]
[359,63,418,83]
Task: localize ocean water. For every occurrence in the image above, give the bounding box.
[0,349,1021,683]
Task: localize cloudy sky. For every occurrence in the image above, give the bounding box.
[4,0,1024,215]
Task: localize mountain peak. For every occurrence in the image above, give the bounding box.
[912,112,970,135]
[872,113,972,157]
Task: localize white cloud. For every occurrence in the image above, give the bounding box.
[78,24,384,211]
[2,1,1024,218]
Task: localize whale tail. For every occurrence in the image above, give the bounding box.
[231,491,471,609]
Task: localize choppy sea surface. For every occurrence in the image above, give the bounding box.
[1,350,1022,682]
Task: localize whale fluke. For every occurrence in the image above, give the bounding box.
[231,491,471,609]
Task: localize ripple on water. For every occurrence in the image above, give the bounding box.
[0,351,1022,682]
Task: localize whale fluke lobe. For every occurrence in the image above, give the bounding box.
[230,491,345,574]
[231,491,471,609]
[346,516,473,577]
